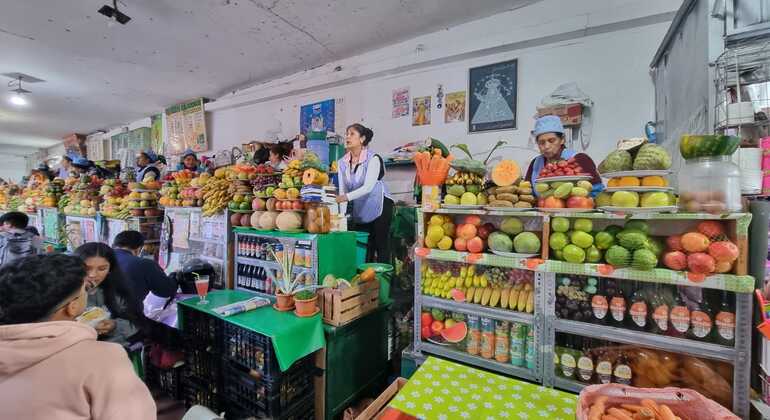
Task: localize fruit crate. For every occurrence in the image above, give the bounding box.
[222,358,315,418]
[224,393,315,420]
[179,303,223,349]
[183,376,222,413]
[223,321,313,380]
[185,345,222,383]
[318,279,380,326]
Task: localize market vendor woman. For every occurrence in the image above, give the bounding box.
[525,115,603,196]
[336,123,393,264]
[176,149,206,173]
[135,149,162,181]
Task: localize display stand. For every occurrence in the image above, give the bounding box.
[160,207,231,289]
[101,215,163,259]
[64,215,100,251]
[232,228,357,298]
[38,207,65,251]
[411,208,755,418]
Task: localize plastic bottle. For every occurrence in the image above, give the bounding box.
[688,288,714,341]
[628,284,649,331]
[649,284,670,335]
[560,337,577,379]
[576,338,595,383]
[595,348,613,384]
[509,322,525,366]
[480,317,495,359]
[466,314,481,355]
[612,352,633,385]
[591,279,609,325]
[715,290,736,346]
[609,281,627,327]
[525,326,536,370]
[669,288,691,338]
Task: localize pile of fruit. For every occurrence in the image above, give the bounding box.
[125,184,162,217]
[99,179,130,219]
[160,172,211,207]
[62,175,102,216]
[549,217,605,264]
[227,180,255,213]
[535,179,595,209]
[419,309,469,344]
[661,221,739,275]
[41,179,65,208]
[596,189,675,210]
[443,142,506,206]
[421,262,535,314]
[253,164,281,198]
[200,178,233,217]
[538,156,590,178]
[598,142,673,173]
[485,180,534,209]
[680,134,740,160]
[226,164,258,181]
[423,214,481,252]
[280,160,303,188]
[486,216,542,255]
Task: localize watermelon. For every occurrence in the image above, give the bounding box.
[680,135,740,159]
[440,321,468,343]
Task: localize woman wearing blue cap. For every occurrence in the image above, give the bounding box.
[525,115,603,196]
[58,154,75,179]
[175,149,205,173]
[135,150,161,182]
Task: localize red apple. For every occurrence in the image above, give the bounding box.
[454,237,468,252]
[543,196,565,208]
[421,325,432,339]
[467,236,484,253]
[464,215,482,226]
[477,222,495,240]
[566,196,594,209]
[457,224,477,240]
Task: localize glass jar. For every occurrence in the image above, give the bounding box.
[304,203,331,234]
[678,156,741,214]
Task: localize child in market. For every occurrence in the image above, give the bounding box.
[0,254,156,420]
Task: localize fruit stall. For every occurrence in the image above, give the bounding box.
[407,135,756,418]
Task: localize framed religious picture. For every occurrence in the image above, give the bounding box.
[468,59,517,133]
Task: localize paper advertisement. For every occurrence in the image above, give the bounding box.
[392,87,410,118]
[412,96,431,126]
[444,91,466,123]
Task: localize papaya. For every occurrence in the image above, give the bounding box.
[494,186,517,194]
[489,200,514,207]
[491,160,521,186]
[496,193,519,203]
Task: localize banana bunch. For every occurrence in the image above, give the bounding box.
[284,159,302,178]
[112,208,130,220]
[446,171,484,186]
[465,282,534,313]
[201,178,233,216]
[57,195,70,212]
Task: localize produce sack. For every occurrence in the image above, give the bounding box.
[576,384,738,420]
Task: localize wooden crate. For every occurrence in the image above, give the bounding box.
[319,280,379,326]
[354,377,408,420]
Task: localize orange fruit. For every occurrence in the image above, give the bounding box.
[607,178,620,187]
[641,176,667,187]
[618,177,641,187]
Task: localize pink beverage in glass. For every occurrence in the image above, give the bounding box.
[195,275,210,304]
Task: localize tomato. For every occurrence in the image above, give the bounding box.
[421,312,433,327]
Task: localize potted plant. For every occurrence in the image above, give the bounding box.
[294,289,318,317]
[269,243,323,311]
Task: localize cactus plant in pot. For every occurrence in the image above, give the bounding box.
[268,243,323,311]
[293,289,318,317]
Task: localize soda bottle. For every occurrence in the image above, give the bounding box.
[594,347,613,384]
[608,281,626,327]
[494,321,510,363]
[525,326,536,370]
[466,314,481,356]
[576,337,595,383]
[628,283,649,331]
[591,279,609,325]
[688,288,714,342]
[715,290,736,346]
[509,322,525,367]
[612,352,633,385]
[480,317,495,359]
[559,336,577,379]
[669,287,690,338]
[649,284,671,335]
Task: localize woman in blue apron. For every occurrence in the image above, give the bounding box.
[175,149,206,173]
[525,115,603,196]
[336,123,394,264]
[135,149,161,182]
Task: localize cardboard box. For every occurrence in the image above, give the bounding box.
[354,377,408,420]
[536,103,583,126]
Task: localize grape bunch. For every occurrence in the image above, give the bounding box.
[484,267,509,288]
[555,276,596,321]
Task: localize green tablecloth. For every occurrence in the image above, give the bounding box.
[390,357,577,419]
[179,290,325,371]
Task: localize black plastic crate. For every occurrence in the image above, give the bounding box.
[222,359,314,417]
[223,393,315,420]
[144,359,184,400]
[184,346,222,384]
[183,377,221,413]
[223,322,285,379]
[179,304,223,348]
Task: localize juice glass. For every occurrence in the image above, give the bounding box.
[195,275,210,305]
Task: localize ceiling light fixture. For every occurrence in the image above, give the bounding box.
[98,0,131,25]
[8,76,30,106]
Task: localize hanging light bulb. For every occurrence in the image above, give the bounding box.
[9,93,26,106]
[7,76,30,106]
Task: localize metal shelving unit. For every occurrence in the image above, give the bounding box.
[411,208,755,418]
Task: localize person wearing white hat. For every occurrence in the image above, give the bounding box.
[524,115,603,197]
[135,150,161,182]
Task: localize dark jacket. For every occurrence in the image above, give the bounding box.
[114,248,177,300]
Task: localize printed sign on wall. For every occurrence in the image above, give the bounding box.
[468,59,517,133]
[412,96,432,126]
[300,99,335,134]
[444,91,466,123]
[392,87,410,118]
[165,98,208,154]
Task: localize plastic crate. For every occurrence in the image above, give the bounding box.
[224,393,315,420]
[183,377,221,413]
[179,304,223,348]
[144,359,184,400]
[185,346,222,383]
[222,359,314,417]
[223,322,290,379]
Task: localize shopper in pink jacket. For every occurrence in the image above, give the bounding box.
[0,254,157,420]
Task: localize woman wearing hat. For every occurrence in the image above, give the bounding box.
[58,154,75,179]
[525,115,603,196]
[175,149,206,173]
[135,150,161,182]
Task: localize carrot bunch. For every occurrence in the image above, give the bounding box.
[588,397,680,420]
[414,148,453,186]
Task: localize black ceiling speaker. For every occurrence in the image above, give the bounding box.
[98,0,131,25]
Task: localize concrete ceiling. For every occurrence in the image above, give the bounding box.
[0,0,535,150]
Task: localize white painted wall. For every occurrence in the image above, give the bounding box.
[206,0,681,198]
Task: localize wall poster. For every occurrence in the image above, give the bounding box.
[150,114,163,153]
[165,98,207,155]
[468,59,517,133]
[444,91,466,123]
[412,96,432,126]
[300,99,335,134]
[392,87,410,118]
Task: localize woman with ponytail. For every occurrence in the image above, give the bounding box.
[336,123,394,264]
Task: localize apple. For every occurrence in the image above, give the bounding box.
[454,237,468,252]
[567,196,594,209]
[467,236,484,253]
[477,222,495,240]
[543,196,565,208]
[463,215,482,226]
